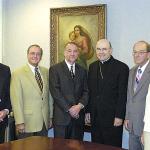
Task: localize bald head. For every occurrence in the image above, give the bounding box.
[96,39,112,61]
[133,41,150,52]
[96,39,112,49]
[133,40,150,66]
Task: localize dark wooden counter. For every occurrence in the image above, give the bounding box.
[0,136,126,150]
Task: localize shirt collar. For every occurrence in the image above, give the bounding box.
[27,63,40,74]
[138,60,149,73]
[100,56,111,64]
[65,59,75,73]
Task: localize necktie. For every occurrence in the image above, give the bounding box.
[136,68,142,84]
[134,68,142,91]
[35,67,43,92]
[70,65,75,79]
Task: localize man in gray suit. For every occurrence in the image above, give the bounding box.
[125,41,150,150]
[49,42,88,140]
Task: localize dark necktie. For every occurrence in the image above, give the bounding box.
[70,65,75,79]
[35,67,43,92]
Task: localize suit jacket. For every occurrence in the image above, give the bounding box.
[10,64,53,132]
[49,61,88,126]
[126,61,150,136]
[0,63,11,125]
[88,56,129,127]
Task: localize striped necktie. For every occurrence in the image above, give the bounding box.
[70,65,75,79]
[135,68,142,84]
[35,67,43,92]
[134,68,142,91]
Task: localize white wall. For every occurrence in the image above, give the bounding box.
[2,0,150,71]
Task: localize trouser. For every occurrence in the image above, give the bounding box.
[54,118,84,141]
[129,133,144,150]
[0,123,6,143]
[91,116,123,147]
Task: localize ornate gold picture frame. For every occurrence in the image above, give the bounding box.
[50,5,106,66]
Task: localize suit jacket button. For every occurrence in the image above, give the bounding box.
[0,99,1,102]
[42,98,43,100]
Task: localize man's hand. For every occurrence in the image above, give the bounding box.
[114,118,123,127]
[124,119,129,130]
[69,104,81,119]
[85,113,91,124]
[0,110,8,122]
[16,123,25,133]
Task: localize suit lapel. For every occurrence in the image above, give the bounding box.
[61,61,76,90]
[39,66,46,95]
[62,61,73,80]
[74,64,80,81]
[24,64,42,95]
[135,62,150,94]
[73,64,81,89]
[0,65,3,81]
[0,65,4,89]
[130,66,138,95]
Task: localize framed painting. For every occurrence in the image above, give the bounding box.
[50,4,106,68]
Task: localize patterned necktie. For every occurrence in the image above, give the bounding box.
[70,65,75,79]
[136,68,142,84]
[35,67,43,92]
[134,68,142,91]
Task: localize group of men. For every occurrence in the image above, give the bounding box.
[0,39,150,150]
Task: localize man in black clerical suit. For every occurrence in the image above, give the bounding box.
[86,39,129,147]
[0,63,11,143]
[49,42,88,140]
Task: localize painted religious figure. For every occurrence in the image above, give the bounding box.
[69,25,94,69]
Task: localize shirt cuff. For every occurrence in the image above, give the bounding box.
[78,103,84,109]
[4,109,9,115]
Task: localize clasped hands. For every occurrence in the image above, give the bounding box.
[68,104,82,119]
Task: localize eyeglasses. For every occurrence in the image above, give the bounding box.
[96,48,110,51]
[29,52,41,56]
[132,50,148,55]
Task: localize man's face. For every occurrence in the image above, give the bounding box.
[64,43,79,64]
[96,40,112,61]
[27,46,42,67]
[133,42,150,66]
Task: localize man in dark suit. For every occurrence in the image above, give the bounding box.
[86,39,129,147]
[0,63,11,143]
[49,42,88,140]
[124,41,150,150]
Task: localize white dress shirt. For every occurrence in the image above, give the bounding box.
[65,60,75,74]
